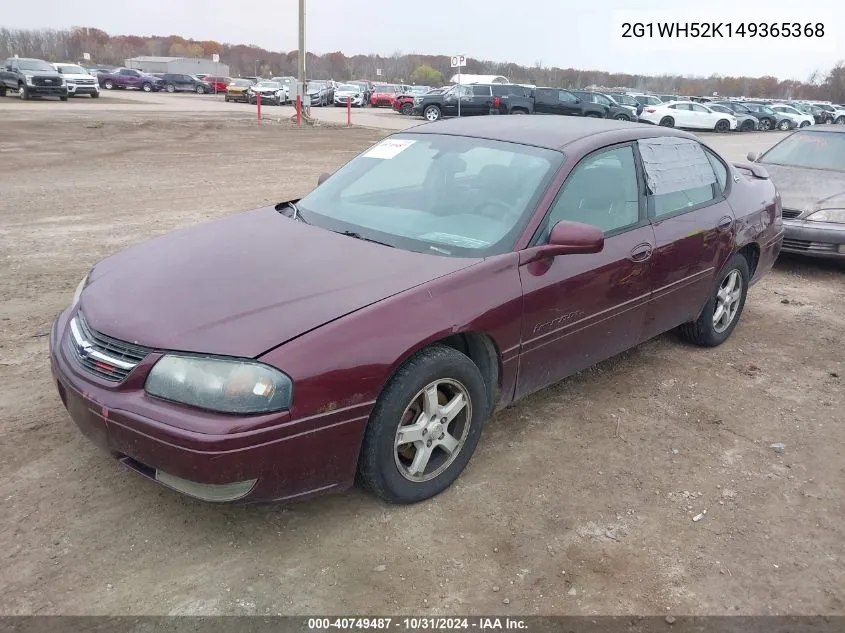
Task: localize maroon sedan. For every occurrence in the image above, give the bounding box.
[50,117,783,505]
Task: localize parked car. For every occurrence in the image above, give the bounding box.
[711,101,775,131]
[744,102,797,130]
[51,117,782,505]
[161,73,211,94]
[789,103,827,124]
[309,79,334,103]
[709,103,759,131]
[349,80,374,103]
[748,127,845,259]
[659,94,678,102]
[247,80,286,105]
[815,103,845,124]
[306,81,330,106]
[572,90,635,121]
[333,83,366,107]
[270,76,296,101]
[98,68,164,92]
[413,84,534,121]
[370,84,400,108]
[225,78,255,103]
[630,94,663,108]
[609,92,644,116]
[203,76,232,93]
[53,63,99,98]
[769,103,815,128]
[1,57,68,100]
[394,88,443,115]
[638,101,738,132]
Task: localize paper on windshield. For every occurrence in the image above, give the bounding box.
[363,139,416,159]
[638,137,716,196]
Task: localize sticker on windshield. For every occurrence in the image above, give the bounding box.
[363,139,416,159]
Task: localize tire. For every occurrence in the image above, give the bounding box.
[18,84,29,100]
[759,117,772,131]
[836,116,845,125]
[678,253,750,348]
[141,82,152,92]
[741,119,755,132]
[60,95,68,101]
[103,80,114,90]
[400,102,413,115]
[196,85,205,94]
[423,105,441,122]
[224,95,229,102]
[166,84,175,93]
[777,119,791,131]
[0,87,6,97]
[614,113,630,121]
[714,119,731,133]
[90,92,99,99]
[799,120,810,128]
[510,108,527,114]
[659,116,674,127]
[357,345,488,504]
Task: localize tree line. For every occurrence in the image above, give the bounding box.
[1,27,843,102]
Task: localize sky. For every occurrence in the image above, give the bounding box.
[7,0,845,80]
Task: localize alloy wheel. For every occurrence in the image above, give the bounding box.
[713,270,743,334]
[394,379,472,482]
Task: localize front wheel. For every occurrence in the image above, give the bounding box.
[835,116,845,125]
[678,254,750,347]
[614,113,630,121]
[799,120,810,128]
[60,95,68,101]
[103,80,114,90]
[357,345,487,504]
[90,92,99,99]
[400,102,413,115]
[759,117,772,131]
[18,84,29,100]
[423,105,441,122]
[510,108,527,115]
[777,119,791,131]
[741,119,756,132]
[196,85,206,94]
[141,82,152,92]
[714,119,731,133]
[166,84,175,93]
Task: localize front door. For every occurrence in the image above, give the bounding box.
[637,136,736,340]
[515,143,656,399]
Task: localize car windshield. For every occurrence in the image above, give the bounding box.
[58,65,87,74]
[18,60,54,71]
[753,104,775,114]
[410,86,430,94]
[761,131,845,171]
[257,81,281,89]
[296,133,563,257]
[231,79,252,87]
[376,85,398,93]
[337,84,359,91]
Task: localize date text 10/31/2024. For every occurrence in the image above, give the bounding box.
[307,618,529,630]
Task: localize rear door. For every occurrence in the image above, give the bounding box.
[668,103,693,126]
[533,88,558,114]
[638,136,736,340]
[515,143,656,399]
[467,85,493,115]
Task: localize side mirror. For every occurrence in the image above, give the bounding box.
[317,172,332,186]
[747,151,759,162]
[574,98,581,104]
[522,221,604,264]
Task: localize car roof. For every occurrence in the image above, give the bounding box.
[406,116,694,150]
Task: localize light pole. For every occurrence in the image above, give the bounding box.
[298,0,307,119]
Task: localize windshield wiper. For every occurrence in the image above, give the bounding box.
[278,201,309,224]
[338,230,394,248]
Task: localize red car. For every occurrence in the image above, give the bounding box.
[202,75,232,93]
[392,86,439,115]
[50,117,782,505]
[370,84,399,107]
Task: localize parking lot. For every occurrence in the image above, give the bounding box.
[1,95,843,617]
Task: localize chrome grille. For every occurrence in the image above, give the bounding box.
[782,239,837,253]
[64,312,151,382]
[33,76,60,86]
[781,208,802,219]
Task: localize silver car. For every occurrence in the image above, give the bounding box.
[749,127,845,259]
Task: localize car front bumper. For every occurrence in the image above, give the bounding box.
[67,84,99,95]
[334,97,363,106]
[27,85,68,97]
[781,218,845,259]
[49,309,369,504]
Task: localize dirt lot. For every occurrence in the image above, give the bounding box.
[0,105,843,617]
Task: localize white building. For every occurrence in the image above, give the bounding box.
[124,56,230,77]
[449,73,509,84]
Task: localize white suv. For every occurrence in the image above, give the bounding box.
[53,63,100,98]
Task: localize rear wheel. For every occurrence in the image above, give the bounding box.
[714,119,731,133]
[196,85,206,94]
[659,116,675,127]
[400,102,413,115]
[835,116,845,125]
[103,79,114,90]
[357,345,487,504]
[614,113,630,121]
[678,254,750,347]
[141,82,152,92]
[741,119,755,132]
[166,84,175,93]
[778,119,791,131]
[759,117,772,130]
[799,120,810,128]
[423,105,442,122]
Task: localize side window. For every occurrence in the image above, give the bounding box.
[704,149,729,192]
[543,145,641,237]
[594,94,612,107]
[456,85,472,97]
[492,85,508,97]
[691,104,709,113]
[558,90,577,103]
[536,88,554,101]
[471,85,491,97]
[638,137,719,218]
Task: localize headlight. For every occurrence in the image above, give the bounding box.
[25,75,35,86]
[71,274,89,308]
[806,209,845,223]
[145,355,293,414]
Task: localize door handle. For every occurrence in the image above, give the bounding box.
[630,242,653,262]
[717,216,734,231]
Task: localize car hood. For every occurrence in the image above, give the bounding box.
[335,90,361,97]
[23,70,61,78]
[762,163,845,212]
[81,206,480,358]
